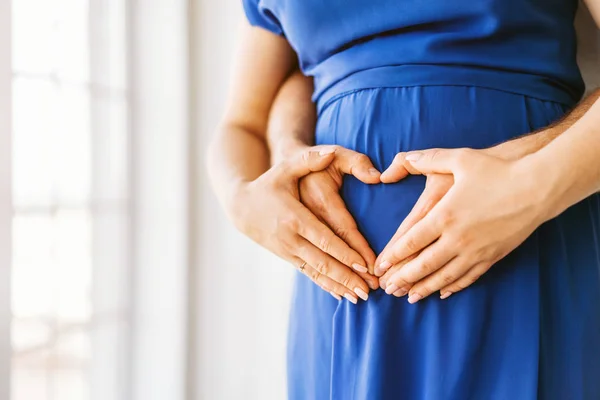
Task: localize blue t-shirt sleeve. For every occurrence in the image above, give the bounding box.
[242,0,284,36]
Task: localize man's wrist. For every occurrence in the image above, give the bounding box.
[514,149,573,223]
[270,135,311,165]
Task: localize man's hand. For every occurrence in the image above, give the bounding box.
[375,148,550,303]
[298,147,381,286]
[233,145,380,303]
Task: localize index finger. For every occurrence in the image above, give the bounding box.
[404,148,468,175]
[307,192,379,286]
[375,183,441,275]
[376,210,443,272]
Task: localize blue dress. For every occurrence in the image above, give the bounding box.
[243,1,600,399]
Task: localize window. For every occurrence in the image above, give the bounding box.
[10,1,130,399]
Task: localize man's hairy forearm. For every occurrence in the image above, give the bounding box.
[487,89,600,160]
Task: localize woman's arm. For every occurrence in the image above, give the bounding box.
[207,26,296,210]
[207,25,375,302]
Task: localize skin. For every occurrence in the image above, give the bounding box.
[268,72,380,279]
[268,69,600,304]
[376,0,600,301]
[206,27,379,304]
[211,0,600,304]
[377,89,600,301]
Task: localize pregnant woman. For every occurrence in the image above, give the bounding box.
[208,1,600,399]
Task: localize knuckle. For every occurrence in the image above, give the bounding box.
[280,238,296,254]
[301,149,312,163]
[429,149,443,162]
[468,271,483,285]
[418,286,433,297]
[337,252,353,267]
[315,275,329,289]
[340,274,352,288]
[454,234,470,249]
[311,271,323,284]
[393,152,406,164]
[332,225,350,241]
[314,260,330,276]
[417,259,432,275]
[441,273,457,286]
[405,237,419,253]
[280,215,300,232]
[318,233,334,252]
[311,197,329,216]
[437,209,455,227]
[353,153,370,165]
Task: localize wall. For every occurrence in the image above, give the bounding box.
[192,2,293,400]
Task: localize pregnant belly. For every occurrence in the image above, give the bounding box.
[314,86,567,254]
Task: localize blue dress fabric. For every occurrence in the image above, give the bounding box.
[242,1,600,399]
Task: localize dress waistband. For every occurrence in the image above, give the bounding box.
[315,64,579,114]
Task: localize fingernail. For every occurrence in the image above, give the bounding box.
[344,293,358,304]
[440,292,453,300]
[385,284,398,295]
[369,168,380,176]
[319,147,336,156]
[405,153,422,162]
[330,291,342,301]
[352,263,368,273]
[408,293,423,304]
[395,287,409,297]
[378,261,392,271]
[354,288,369,301]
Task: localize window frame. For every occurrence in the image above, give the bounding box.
[2,0,193,398]
[8,1,133,399]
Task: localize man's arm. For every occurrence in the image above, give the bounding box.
[266,71,317,165]
[486,89,600,160]
[528,92,600,220]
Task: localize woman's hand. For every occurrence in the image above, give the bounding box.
[298,147,381,279]
[377,153,454,282]
[232,145,380,303]
[375,148,551,302]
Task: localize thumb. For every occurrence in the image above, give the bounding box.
[279,146,337,178]
[404,148,460,175]
[329,148,380,184]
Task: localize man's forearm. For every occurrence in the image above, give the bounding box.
[526,91,600,220]
[486,89,600,160]
[266,71,317,164]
